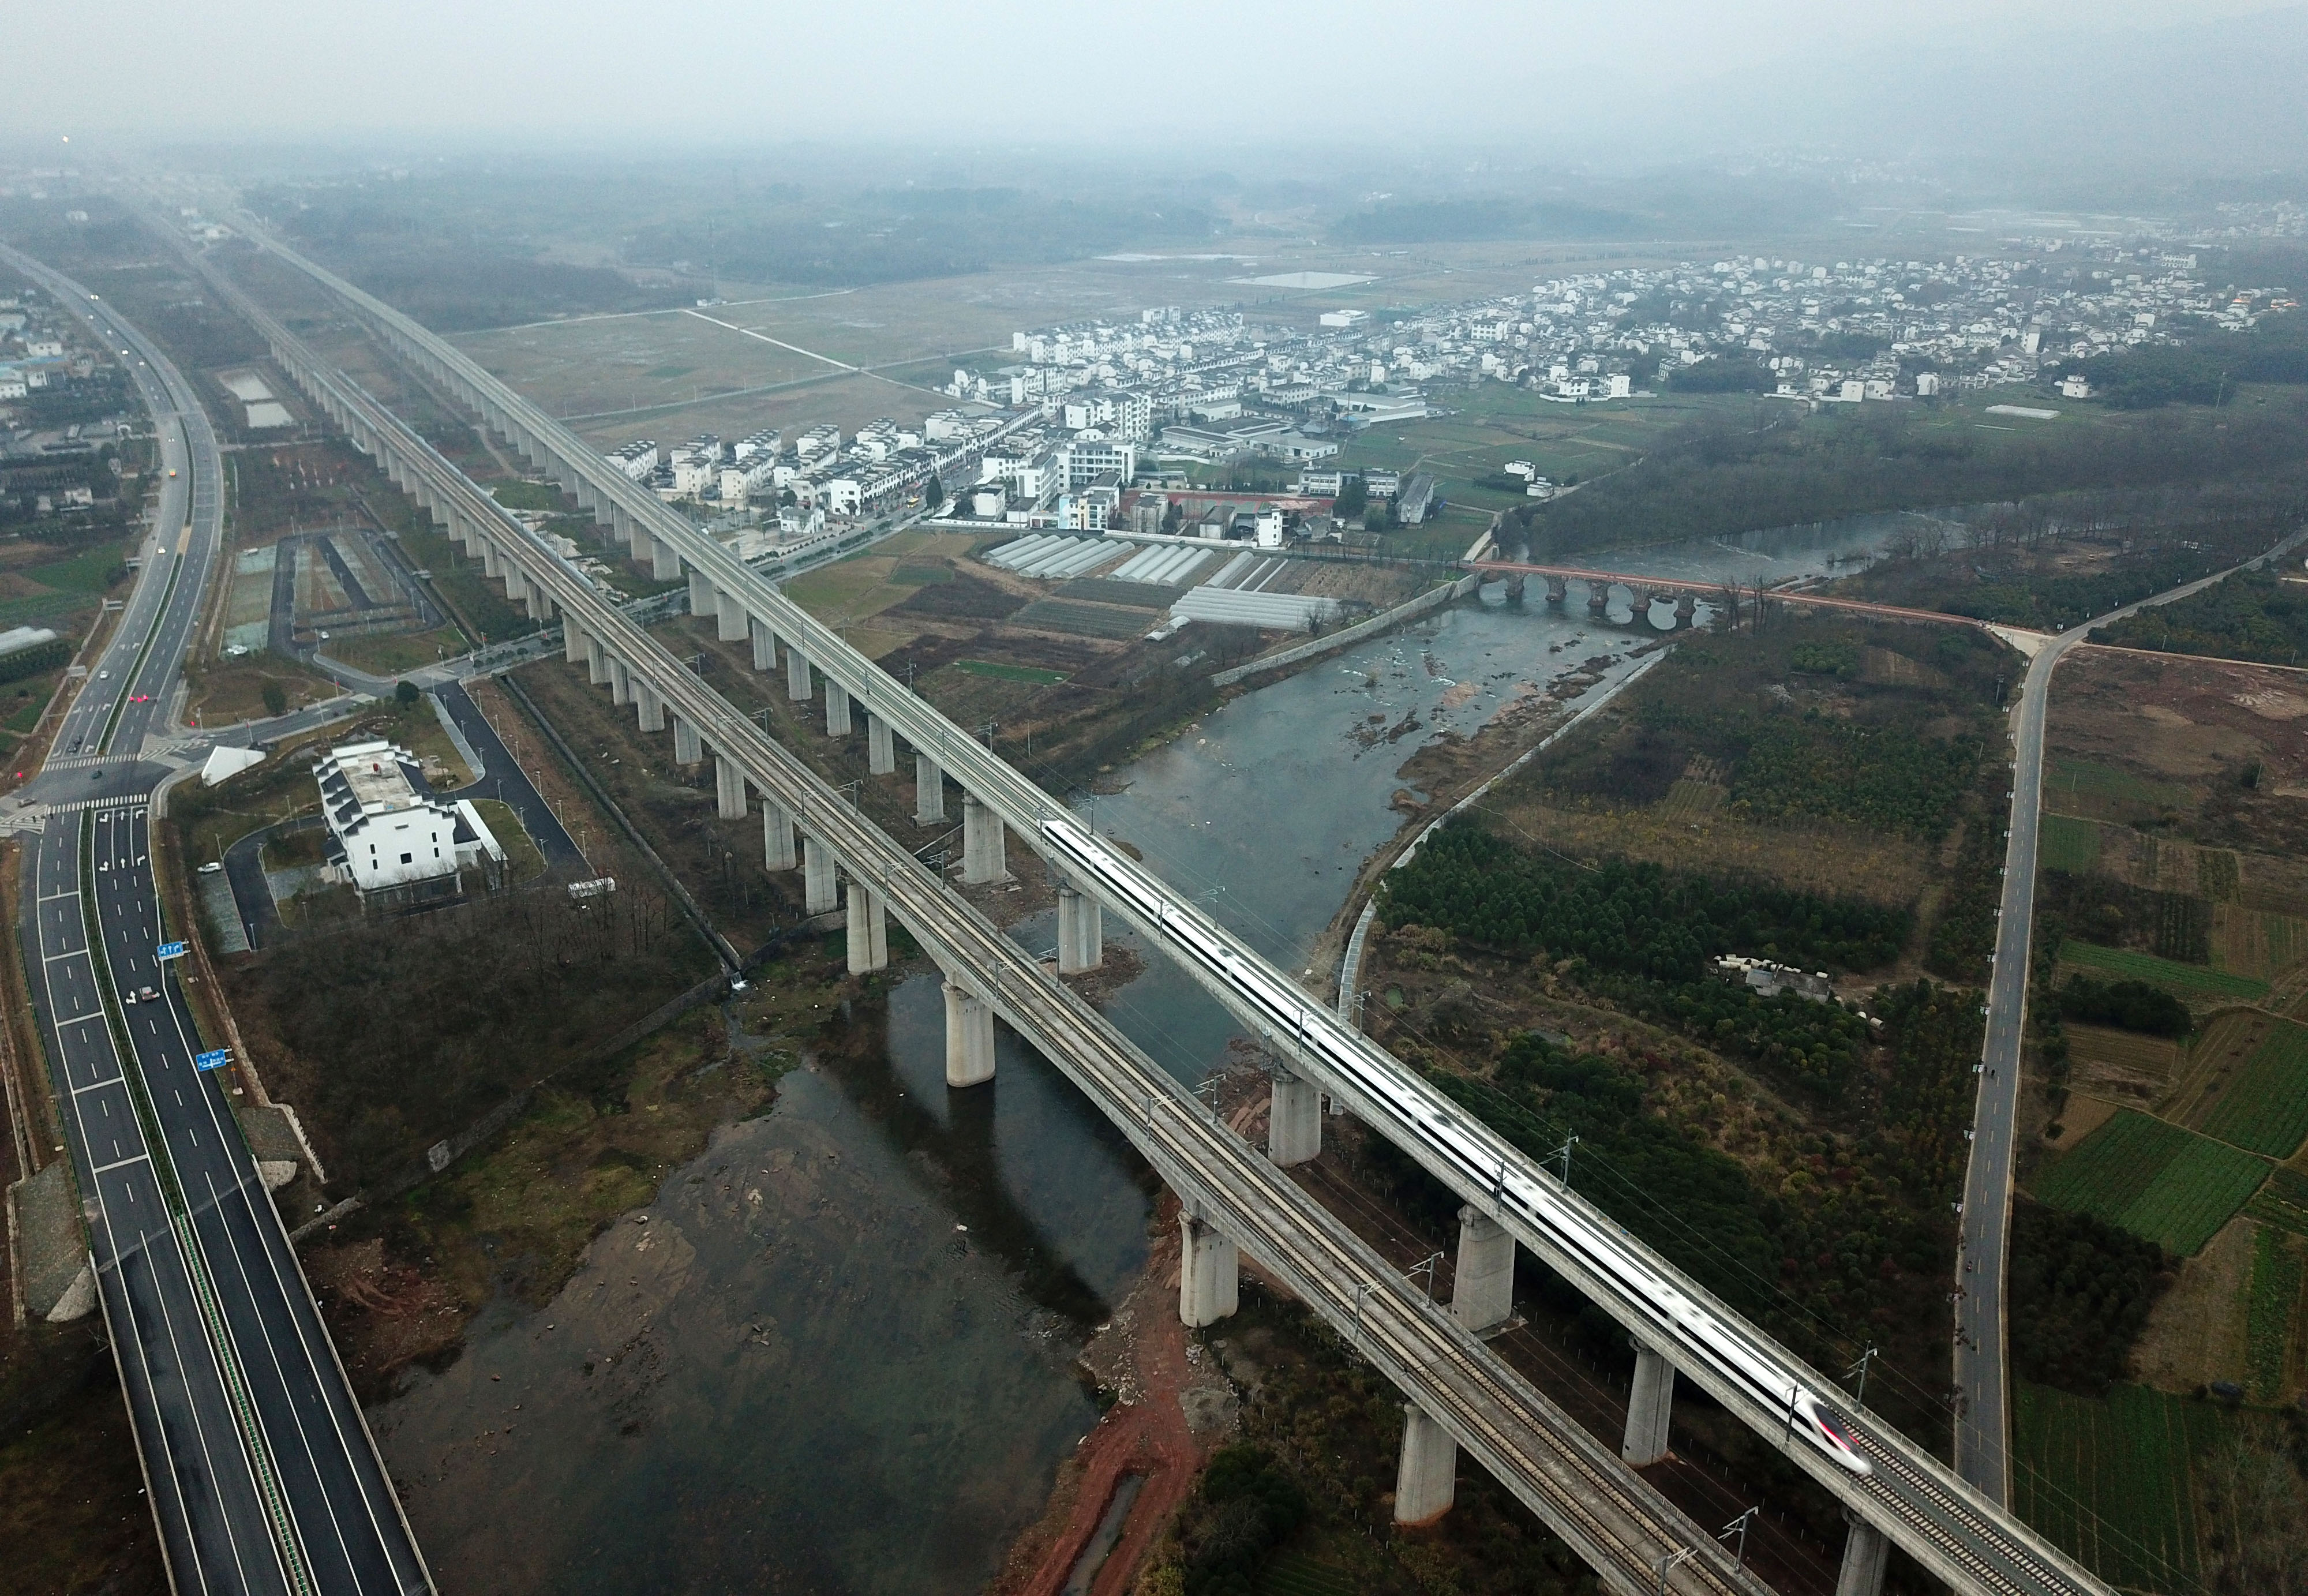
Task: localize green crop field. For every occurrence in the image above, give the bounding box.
[2039,812,2101,874]
[2060,941,2271,1002]
[2246,1226,2302,1402]
[2012,1382,2225,1592]
[2200,1021,2308,1158]
[2246,1166,2308,1241]
[24,547,126,594]
[2045,759,2194,812]
[2032,1110,2270,1255]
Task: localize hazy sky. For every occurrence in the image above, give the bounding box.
[8,0,2292,147]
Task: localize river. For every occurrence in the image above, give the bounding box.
[368,512,1902,1592]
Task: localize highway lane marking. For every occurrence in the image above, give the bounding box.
[73,1076,126,1095]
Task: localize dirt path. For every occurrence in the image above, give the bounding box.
[994,1193,1238,1596]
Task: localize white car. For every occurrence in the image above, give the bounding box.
[198,861,223,875]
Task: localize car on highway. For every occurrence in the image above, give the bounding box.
[130,694,149,703]
[90,769,103,781]
[198,861,223,874]
[138,987,158,1003]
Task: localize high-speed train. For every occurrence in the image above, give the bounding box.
[1037,812,1874,1479]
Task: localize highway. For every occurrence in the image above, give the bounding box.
[213,223,2123,1596]
[2,244,431,1596]
[1954,530,2308,1506]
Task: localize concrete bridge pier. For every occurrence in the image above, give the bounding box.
[635,680,665,734]
[826,679,854,738]
[1393,1404,1458,1526]
[479,540,501,580]
[1503,573,1526,607]
[501,563,527,610]
[610,657,632,707]
[687,567,714,619]
[786,647,813,702]
[943,978,996,1087]
[532,587,556,624]
[564,620,588,666]
[672,715,703,766]
[1586,581,1611,618]
[915,754,947,825]
[714,754,747,821]
[652,537,681,581]
[1836,1515,1890,1596]
[961,795,1007,883]
[762,800,797,872]
[1622,1343,1676,1466]
[803,835,840,916]
[750,619,776,673]
[866,713,896,775]
[715,587,748,645]
[586,636,610,687]
[1266,1068,1321,1166]
[1056,885,1102,975]
[1449,1207,1515,1333]
[1178,1212,1239,1327]
[1676,594,1698,630]
[845,882,889,973]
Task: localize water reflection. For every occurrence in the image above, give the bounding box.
[373,976,1151,1596]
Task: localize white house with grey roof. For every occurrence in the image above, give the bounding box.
[313,739,502,906]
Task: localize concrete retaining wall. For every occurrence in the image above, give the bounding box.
[1212,577,1472,688]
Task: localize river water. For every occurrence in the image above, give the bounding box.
[369,514,1901,1593]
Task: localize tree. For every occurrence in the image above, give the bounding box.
[261,680,288,717]
[923,474,945,510]
[394,679,420,709]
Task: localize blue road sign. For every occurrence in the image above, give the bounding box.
[156,941,187,960]
[194,1049,231,1072]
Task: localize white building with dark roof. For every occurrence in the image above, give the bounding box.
[314,739,502,906]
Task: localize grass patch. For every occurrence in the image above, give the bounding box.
[2039,813,2102,875]
[2200,1020,2308,1158]
[889,564,951,585]
[2032,1109,2270,1255]
[470,797,545,883]
[954,658,1068,685]
[2046,758,2193,816]
[2246,1226,2302,1402]
[2011,1381,2223,1592]
[492,480,568,512]
[2059,941,2270,1001]
[23,547,128,595]
[327,625,464,677]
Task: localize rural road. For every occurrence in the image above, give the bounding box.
[1954,527,2308,1504]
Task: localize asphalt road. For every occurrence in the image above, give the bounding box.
[3,244,431,1593]
[1954,530,2308,1505]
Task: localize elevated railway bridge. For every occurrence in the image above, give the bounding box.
[188,217,2110,1596]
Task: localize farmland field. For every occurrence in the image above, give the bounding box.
[2011,1381,2225,1592]
[2198,1020,2308,1158]
[2246,1166,2308,1241]
[2031,1110,2270,1255]
[2044,758,2195,820]
[2210,904,2308,981]
[2059,941,2270,1002]
[2038,812,2101,875]
[2245,1226,2302,1402]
